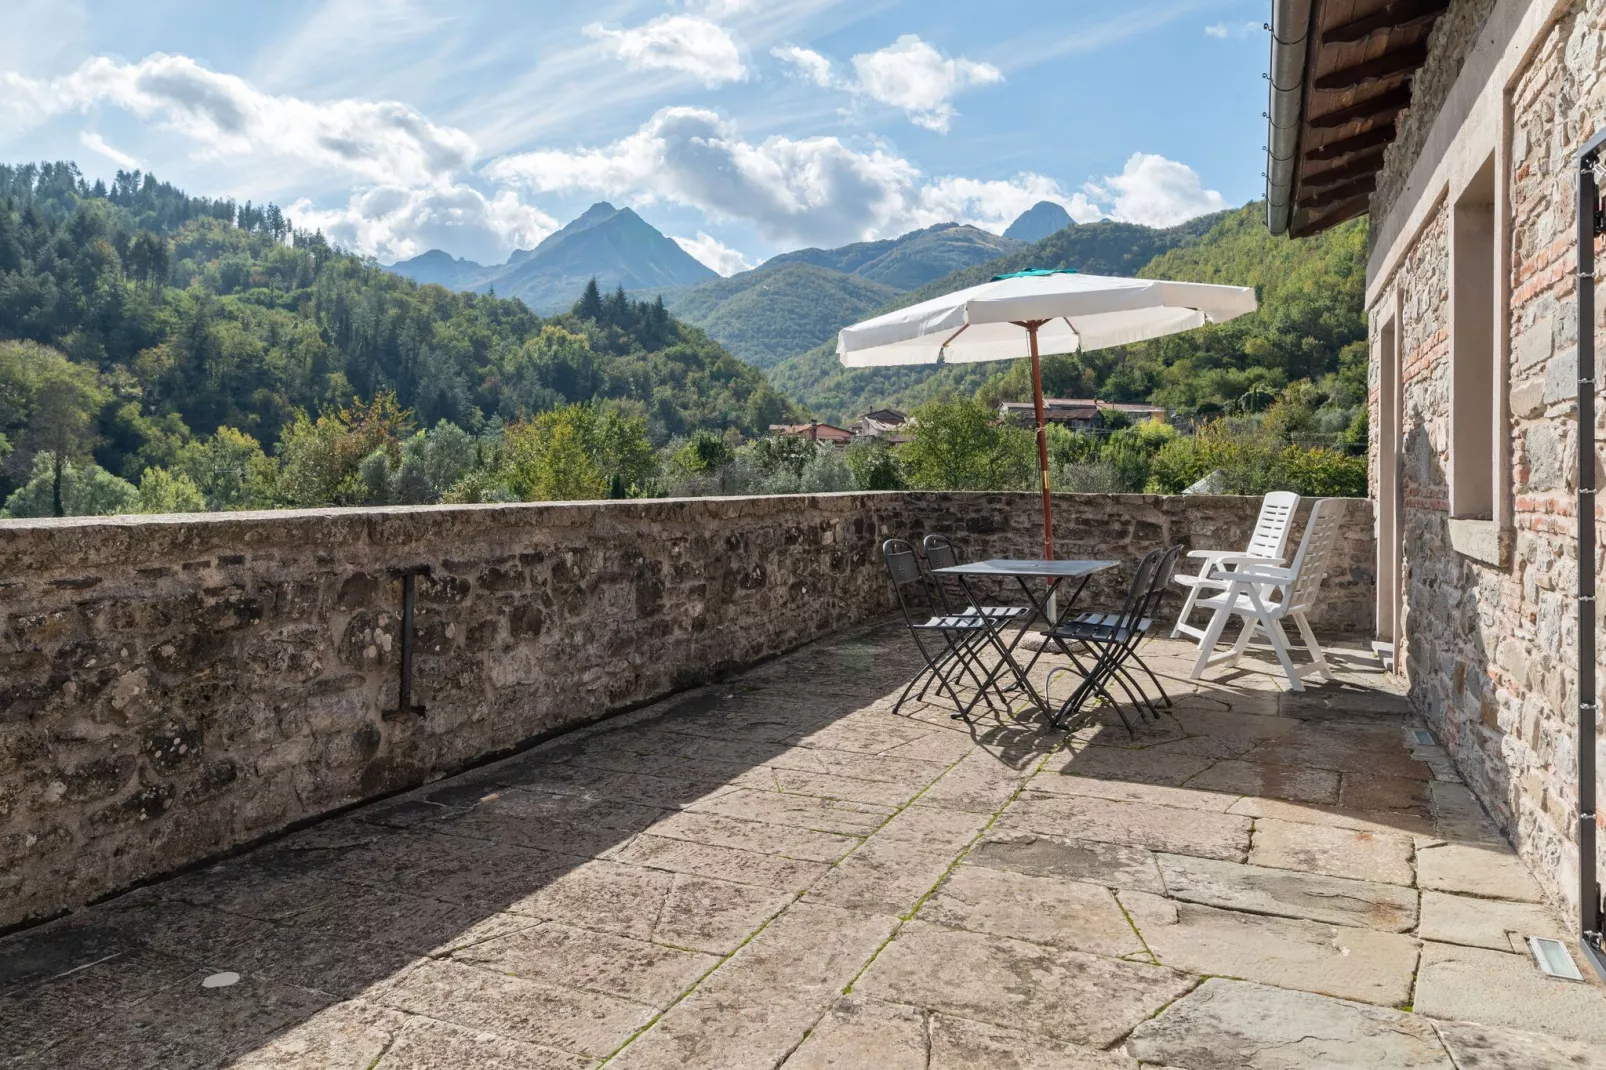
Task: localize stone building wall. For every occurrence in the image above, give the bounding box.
[0,492,1374,931]
[1368,0,1606,914]
[1373,0,1500,234]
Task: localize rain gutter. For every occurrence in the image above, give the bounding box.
[1266,0,1315,235]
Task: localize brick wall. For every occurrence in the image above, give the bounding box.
[0,492,1373,930]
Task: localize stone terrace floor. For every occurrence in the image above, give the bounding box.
[5,624,1606,1069]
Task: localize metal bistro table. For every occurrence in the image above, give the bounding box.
[932,558,1117,719]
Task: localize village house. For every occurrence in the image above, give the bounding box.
[1267,0,1606,967]
[997,398,1169,431]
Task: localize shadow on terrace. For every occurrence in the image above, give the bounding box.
[2,621,1598,1068]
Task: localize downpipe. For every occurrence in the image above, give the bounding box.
[1576,129,1606,982]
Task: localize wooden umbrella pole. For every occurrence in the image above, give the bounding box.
[1027,322,1054,560]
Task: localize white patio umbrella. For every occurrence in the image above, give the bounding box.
[838,269,1258,559]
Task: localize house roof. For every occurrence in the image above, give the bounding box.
[769,422,855,441]
[1265,0,1450,237]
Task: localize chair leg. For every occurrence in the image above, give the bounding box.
[1190,603,1234,680]
[1170,578,1204,640]
[1263,615,1303,692]
[1222,617,1259,670]
[1292,612,1332,682]
[1129,646,1172,708]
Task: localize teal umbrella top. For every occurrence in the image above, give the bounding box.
[992,267,1079,281]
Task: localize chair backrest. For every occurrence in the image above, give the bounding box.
[883,539,937,624]
[1138,544,1184,625]
[922,534,960,572]
[1116,549,1166,633]
[1245,491,1302,560]
[1281,499,1342,616]
[921,534,964,613]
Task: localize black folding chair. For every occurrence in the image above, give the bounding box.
[883,539,1010,719]
[1057,544,1182,716]
[1042,546,1181,734]
[922,534,1032,624]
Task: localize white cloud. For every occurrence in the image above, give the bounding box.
[584,15,746,87]
[1204,21,1262,39]
[1,53,475,186]
[291,183,557,264]
[78,130,140,170]
[486,107,1115,246]
[772,35,1001,134]
[850,35,1002,133]
[1086,152,1228,227]
[771,45,835,88]
[673,232,753,275]
[913,175,1103,231]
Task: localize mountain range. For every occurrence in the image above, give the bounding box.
[386,205,1062,364]
[388,201,715,312]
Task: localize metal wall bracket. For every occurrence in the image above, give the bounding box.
[383,565,431,721]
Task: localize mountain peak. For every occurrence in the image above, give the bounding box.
[1005,202,1075,242]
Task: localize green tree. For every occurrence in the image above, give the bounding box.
[135,466,206,513]
[2,452,138,517]
[175,426,277,509]
[898,397,1032,491]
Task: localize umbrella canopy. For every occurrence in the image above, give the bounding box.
[837,269,1257,559]
[839,270,1257,367]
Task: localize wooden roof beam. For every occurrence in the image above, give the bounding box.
[1313,41,1429,90]
[1302,147,1388,191]
[1309,86,1413,128]
[1306,122,1397,161]
[1322,0,1450,44]
[1301,175,1378,211]
[1294,194,1372,236]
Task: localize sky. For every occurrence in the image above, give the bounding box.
[0,0,1272,274]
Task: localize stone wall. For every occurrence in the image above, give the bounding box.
[1371,0,1500,239]
[0,492,1373,930]
[1368,0,1606,916]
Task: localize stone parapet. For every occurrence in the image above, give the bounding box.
[0,492,1374,929]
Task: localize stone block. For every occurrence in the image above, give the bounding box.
[1156,853,1418,931]
[1249,817,1416,885]
[920,863,1146,956]
[854,921,1195,1049]
[1414,940,1606,1044]
[1122,891,1419,1006]
[1126,978,1452,1069]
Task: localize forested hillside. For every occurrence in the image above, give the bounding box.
[661,222,1021,369]
[768,210,1236,422]
[662,263,900,369]
[0,162,797,514]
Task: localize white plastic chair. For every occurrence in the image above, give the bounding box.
[1187,498,1342,691]
[1171,491,1301,641]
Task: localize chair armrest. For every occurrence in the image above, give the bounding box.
[1212,554,1284,568]
[1211,566,1294,584]
[1185,549,1234,560]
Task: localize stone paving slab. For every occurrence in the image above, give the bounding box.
[808,805,991,917]
[966,829,1168,893]
[606,902,897,1069]
[1122,891,1419,1006]
[1413,940,1606,1044]
[1416,841,1546,901]
[1003,791,1252,861]
[1418,890,1565,953]
[786,996,1139,1069]
[1156,853,1418,931]
[920,862,1147,956]
[1126,978,1453,1069]
[1433,1018,1606,1069]
[1248,816,1416,885]
[1,627,1597,1069]
[853,920,1196,1048]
